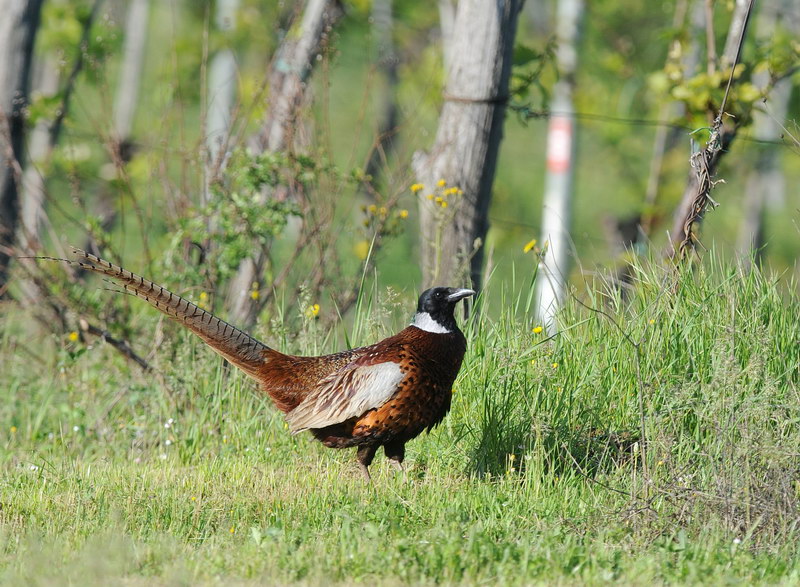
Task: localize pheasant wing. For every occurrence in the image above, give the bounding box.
[285,359,404,433]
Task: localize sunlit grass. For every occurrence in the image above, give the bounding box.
[1,256,799,584]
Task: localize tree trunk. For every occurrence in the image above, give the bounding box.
[736,0,796,269]
[533,0,584,332]
[227,0,341,328]
[0,0,43,294]
[362,0,399,190]
[204,0,239,207]
[114,0,150,143]
[666,0,753,255]
[412,0,522,289]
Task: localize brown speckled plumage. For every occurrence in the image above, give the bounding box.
[62,249,473,480]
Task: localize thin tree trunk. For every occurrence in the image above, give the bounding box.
[640,0,698,238]
[667,0,752,255]
[412,0,522,289]
[362,0,399,190]
[533,0,584,332]
[736,0,796,269]
[204,0,239,207]
[227,0,341,328]
[0,0,43,294]
[114,0,150,143]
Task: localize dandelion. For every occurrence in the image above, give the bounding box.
[532,326,543,334]
[551,362,558,369]
[229,527,235,534]
[30,465,38,471]
[10,426,17,434]
[165,439,172,446]
[68,331,79,342]
[523,239,537,254]
[73,425,80,432]
[649,319,655,325]
[437,179,447,187]
[250,290,260,300]
[191,496,197,501]
[398,209,409,219]
[410,183,424,193]
[733,538,741,545]
[509,454,516,461]
[657,460,664,466]
[305,304,320,319]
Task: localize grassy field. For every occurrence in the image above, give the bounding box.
[1,256,799,584]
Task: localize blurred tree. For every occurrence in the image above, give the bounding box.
[667,0,754,256]
[0,0,43,294]
[362,0,400,194]
[227,0,342,328]
[737,0,798,269]
[413,0,522,289]
[205,0,239,208]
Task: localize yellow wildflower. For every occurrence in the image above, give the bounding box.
[250,290,260,300]
[440,201,448,208]
[532,326,543,334]
[523,239,537,254]
[410,183,424,193]
[398,209,409,219]
[305,304,320,319]
[379,206,387,217]
[10,426,17,434]
[354,240,370,261]
[67,331,79,342]
[649,319,655,325]
[552,362,558,369]
[437,179,447,187]
[368,204,377,214]
[229,526,235,534]
[426,194,434,200]
[435,196,443,205]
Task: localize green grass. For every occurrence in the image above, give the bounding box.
[1,256,799,584]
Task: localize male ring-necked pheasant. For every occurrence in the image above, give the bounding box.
[62,249,473,480]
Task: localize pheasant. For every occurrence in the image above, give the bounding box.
[61,249,474,480]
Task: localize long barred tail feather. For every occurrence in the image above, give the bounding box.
[66,248,271,376]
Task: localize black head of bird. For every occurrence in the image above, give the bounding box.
[411,286,475,334]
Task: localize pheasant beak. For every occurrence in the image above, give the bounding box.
[447,288,476,302]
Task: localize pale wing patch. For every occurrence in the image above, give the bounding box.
[286,362,404,432]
